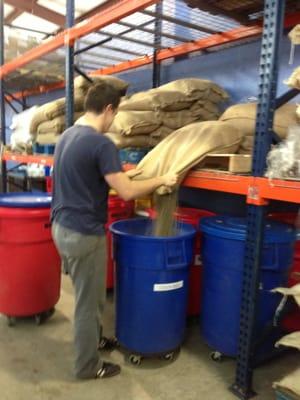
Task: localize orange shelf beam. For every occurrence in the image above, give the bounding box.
[183,171,300,204]
[3,151,54,166]
[183,171,252,196]
[0,0,159,79]
[255,177,300,204]
[3,152,300,203]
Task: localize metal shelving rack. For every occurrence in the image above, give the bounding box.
[0,0,300,398]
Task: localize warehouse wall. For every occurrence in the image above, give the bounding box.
[118,34,300,103]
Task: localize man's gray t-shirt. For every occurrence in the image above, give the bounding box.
[51,125,122,235]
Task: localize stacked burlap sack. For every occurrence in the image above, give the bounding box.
[219,103,299,154]
[29,75,129,145]
[105,78,229,149]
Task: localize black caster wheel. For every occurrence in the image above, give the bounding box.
[36,308,55,326]
[129,354,142,366]
[210,351,223,362]
[162,352,174,361]
[7,316,16,327]
[44,308,55,320]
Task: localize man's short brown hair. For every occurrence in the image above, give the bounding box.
[84,82,121,114]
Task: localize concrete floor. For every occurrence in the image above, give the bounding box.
[0,275,299,400]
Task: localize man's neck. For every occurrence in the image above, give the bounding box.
[76,113,103,133]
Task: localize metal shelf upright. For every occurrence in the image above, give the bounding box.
[66,0,75,128]
[231,1,289,399]
[0,0,6,192]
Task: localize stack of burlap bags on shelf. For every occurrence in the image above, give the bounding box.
[29,75,129,145]
[105,78,229,149]
[219,102,299,154]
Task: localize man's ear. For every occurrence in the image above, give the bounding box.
[105,104,114,113]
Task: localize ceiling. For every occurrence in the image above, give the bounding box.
[2,0,299,92]
[184,0,300,23]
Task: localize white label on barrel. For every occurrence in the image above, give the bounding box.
[194,255,202,266]
[153,281,184,292]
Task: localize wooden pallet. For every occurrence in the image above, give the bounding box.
[196,153,252,174]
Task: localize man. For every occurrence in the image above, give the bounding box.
[51,82,178,380]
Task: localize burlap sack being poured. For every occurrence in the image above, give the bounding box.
[135,121,242,236]
[135,120,243,195]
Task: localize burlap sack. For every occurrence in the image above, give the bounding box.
[110,111,161,136]
[272,284,300,307]
[289,25,300,45]
[157,78,229,102]
[30,96,85,134]
[74,75,129,95]
[119,89,194,112]
[274,368,300,398]
[276,332,300,351]
[220,103,299,138]
[37,112,84,135]
[285,67,300,90]
[105,132,159,149]
[191,100,221,117]
[135,120,243,195]
[237,135,254,154]
[35,133,60,145]
[158,110,199,130]
[150,125,173,138]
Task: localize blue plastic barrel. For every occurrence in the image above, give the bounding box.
[110,218,196,356]
[200,216,296,357]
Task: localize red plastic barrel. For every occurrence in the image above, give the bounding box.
[268,212,300,332]
[145,206,215,316]
[106,195,134,289]
[0,193,61,318]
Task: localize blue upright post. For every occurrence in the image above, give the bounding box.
[66,0,75,128]
[152,2,162,88]
[0,0,7,192]
[231,1,286,399]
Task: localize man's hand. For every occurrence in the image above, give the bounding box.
[125,169,143,179]
[161,172,178,188]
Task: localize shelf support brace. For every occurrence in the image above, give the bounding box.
[65,0,75,128]
[0,0,7,192]
[152,1,162,88]
[231,1,286,399]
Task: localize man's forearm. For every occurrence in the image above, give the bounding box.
[127,176,165,199]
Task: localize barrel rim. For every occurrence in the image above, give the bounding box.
[110,217,196,240]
